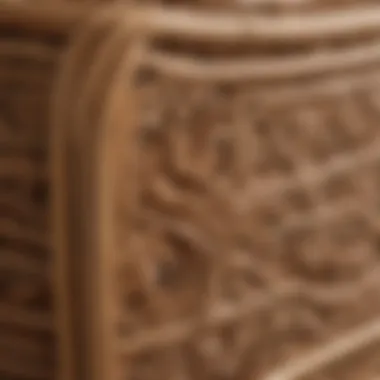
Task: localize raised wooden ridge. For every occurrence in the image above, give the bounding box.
[1,2,380,43]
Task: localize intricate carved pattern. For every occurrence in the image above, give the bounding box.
[50,6,380,380]
[114,71,380,379]
[306,343,380,380]
[0,38,57,380]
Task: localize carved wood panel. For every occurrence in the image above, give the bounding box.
[54,7,380,380]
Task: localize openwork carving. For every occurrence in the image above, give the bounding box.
[121,74,380,380]
[52,4,380,380]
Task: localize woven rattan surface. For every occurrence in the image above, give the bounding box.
[49,3,380,380]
